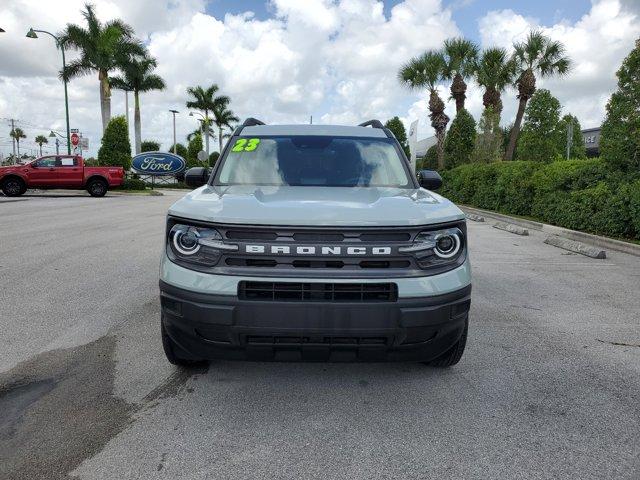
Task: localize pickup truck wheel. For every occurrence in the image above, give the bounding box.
[87,179,107,197]
[1,177,26,197]
[161,318,207,368]
[424,317,468,368]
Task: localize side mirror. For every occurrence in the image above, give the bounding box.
[417,170,442,190]
[30,162,37,168]
[184,167,210,188]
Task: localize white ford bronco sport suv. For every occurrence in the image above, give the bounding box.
[160,119,471,367]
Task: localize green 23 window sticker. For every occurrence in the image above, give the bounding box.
[231,138,260,152]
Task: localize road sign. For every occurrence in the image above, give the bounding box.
[197,150,208,162]
[70,128,79,133]
[71,133,80,147]
[80,137,89,150]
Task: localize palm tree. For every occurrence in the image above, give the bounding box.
[185,84,229,155]
[111,53,165,154]
[58,3,144,132]
[442,38,479,113]
[475,47,515,115]
[35,135,49,156]
[399,51,449,169]
[212,102,239,151]
[10,128,26,156]
[504,30,571,160]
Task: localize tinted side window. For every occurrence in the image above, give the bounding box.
[35,158,56,167]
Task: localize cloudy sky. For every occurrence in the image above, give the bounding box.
[0,0,638,158]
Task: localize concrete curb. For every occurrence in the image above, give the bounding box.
[462,205,640,258]
[544,235,606,259]
[493,221,529,236]
[466,213,485,222]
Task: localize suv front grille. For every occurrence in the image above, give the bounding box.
[238,281,398,302]
[215,225,425,275]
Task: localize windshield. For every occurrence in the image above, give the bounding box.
[215,136,411,187]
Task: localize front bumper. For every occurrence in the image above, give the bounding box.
[160,280,471,362]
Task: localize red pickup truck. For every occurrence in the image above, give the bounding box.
[0,155,124,197]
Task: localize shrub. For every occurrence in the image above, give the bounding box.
[600,39,640,171]
[517,89,563,162]
[444,109,476,169]
[168,143,188,159]
[417,145,438,171]
[472,107,502,163]
[141,140,160,152]
[440,158,640,240]
[98,116,131,170]
[385,116,410,158]
[558,114,587,159]
[116,178,147,190]
[187,133,203,167]
[209,151,220,167]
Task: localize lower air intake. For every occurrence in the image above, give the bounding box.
[238,281,398,302]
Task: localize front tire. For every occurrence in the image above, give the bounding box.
[1,177,26,197]
[425,318,468,368]
[87,178,108,197]
[161,318,207,368]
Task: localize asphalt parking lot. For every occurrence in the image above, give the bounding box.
[1,191,639,480]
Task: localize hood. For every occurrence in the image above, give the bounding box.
[168,185,464,227]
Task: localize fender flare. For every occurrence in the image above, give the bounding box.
[0,173,28,186]
[84,174,109,187]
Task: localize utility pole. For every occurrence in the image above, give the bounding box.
[566,120,574,160]
[169,110,179,154]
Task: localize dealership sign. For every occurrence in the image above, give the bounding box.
[131,152,186,175]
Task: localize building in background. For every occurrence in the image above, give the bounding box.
[582,127,601,157]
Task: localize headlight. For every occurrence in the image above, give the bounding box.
[399,226,465,270]
[167,222,237,267]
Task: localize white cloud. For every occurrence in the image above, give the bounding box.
[0,0,638,159]
[478,0,640,130]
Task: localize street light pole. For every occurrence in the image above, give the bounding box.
[189,111,208,157]
[27,28,71,155]
[169,110,179,154]
[49,130,65,155]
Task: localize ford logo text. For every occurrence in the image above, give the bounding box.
[131,152,186,175]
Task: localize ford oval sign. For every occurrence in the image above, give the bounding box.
[131,152,186,175]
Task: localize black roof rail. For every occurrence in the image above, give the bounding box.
[358,119,385,129]
[242,117,266,127]
[233,117,267,136]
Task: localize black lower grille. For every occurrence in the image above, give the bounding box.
[238,281,398,302]
[246,335,388,345]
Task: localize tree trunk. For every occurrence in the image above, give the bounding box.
[16,140,20,156]
[218,128,223,153]
[435,128,445,169]
[134,90,141,154]
[99,70,111,132]
[505,97,528,161]
[204,119,210,158]
[39,144,43,156]
[451,73,467,113]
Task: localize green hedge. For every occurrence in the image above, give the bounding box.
[440,159,640,240]
[115,178,147,190]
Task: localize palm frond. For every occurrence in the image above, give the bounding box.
[443,37,479,78]
[398,51,445,90]
[60,58,94,81]
[109,76,132,90]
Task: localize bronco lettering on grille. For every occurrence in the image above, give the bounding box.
[244,245,393,255]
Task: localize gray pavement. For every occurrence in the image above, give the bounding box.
[0,192,639,480]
